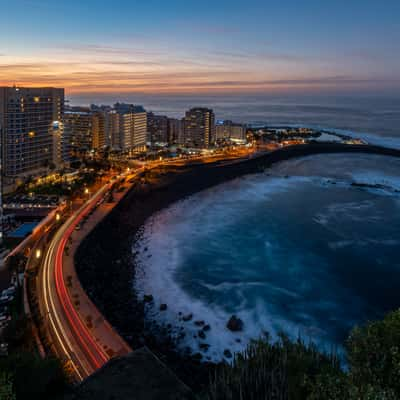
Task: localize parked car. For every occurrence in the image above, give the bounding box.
[2,287,15,297]
[0,314,11,323]
[0,296,13,306]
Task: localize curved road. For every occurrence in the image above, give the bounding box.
[39,182,115,380]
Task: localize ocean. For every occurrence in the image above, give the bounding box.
[134,153,400,361]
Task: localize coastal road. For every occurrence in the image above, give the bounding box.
[37,178,132,381]
[34,154,256,381]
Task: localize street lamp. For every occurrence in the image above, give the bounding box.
[56,213,61,221]
[36,249,41,259]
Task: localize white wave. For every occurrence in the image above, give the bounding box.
[133,153,400,362]
[328,127,400,150]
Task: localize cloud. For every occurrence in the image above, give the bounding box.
[1,54,398,95]
[205,49,310,63]
[58,43,164,57]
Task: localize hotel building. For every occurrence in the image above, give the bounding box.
[215,120,246,141]
[64,109,106,156]
[147,112,169,145]
[113,104,147,152]
[0,87,65,177]
[183,108,215,148]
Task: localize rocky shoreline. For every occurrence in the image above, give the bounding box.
[74,142,400,389]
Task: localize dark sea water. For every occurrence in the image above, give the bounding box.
[135,154,400,361]
[70,94,400,148]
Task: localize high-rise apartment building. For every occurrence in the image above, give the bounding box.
[107,111,120,150]
[183,108,215,148]
[64,109,106,156]
[92,112,106,150]
[0,86,65,177]
[64,110,93,156]
[147,112,169,145]
[168,118,184,146]
[113,104,147,152]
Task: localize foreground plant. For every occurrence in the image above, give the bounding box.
[202,309,400,400]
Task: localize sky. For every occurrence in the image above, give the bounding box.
[1,0,400,97]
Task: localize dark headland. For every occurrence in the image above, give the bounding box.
[75,142,400,390]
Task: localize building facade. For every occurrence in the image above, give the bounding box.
[215,120,246,141]
[0,86,65,177]
[64,110,93,156]
[64,109,107,157]
[91,112,106,150]
[113,104,147,152]
[183,108,215,148]
[168,118,184,146]
[147,112,169,145]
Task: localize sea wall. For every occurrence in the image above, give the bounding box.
[75,143,400,345]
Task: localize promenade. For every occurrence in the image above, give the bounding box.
[36,173,136,381]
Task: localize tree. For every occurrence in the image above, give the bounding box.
[346,309,400,398]
[0,352,67,400]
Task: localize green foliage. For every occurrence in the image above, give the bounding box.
[202,310,400,400]
[0,372,16,400]
[346,309,400,398]
[202,334,341,400]
[0,352,66,400]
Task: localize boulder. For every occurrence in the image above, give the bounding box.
[143,294,154,303]
[202,324,211,332]
[192,353,203,361]
[226,315,243,332]
[199,343,210,352]
[194,320,205,326]
[182,313,193,322]
[224,349,233,358]
[198,330,206,340]
[160,303,167,311]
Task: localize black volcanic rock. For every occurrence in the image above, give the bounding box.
[227,315,243,332]
[143,294,154,303]
[199,343,210,352]
[224,349,232,358]
[182,313,193,322]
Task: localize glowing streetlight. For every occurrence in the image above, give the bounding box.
[36,249,41,259]
[56,213,61,221]
[84,188,89,195]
